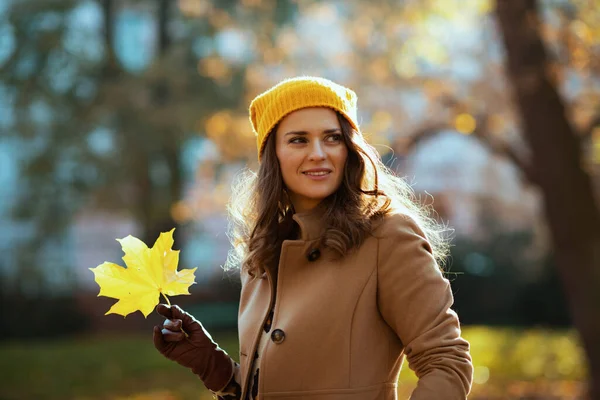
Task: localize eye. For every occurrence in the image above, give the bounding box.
[326,134,343,142]
[289,136,307,144]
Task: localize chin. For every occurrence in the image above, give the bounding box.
[298,191,335,202]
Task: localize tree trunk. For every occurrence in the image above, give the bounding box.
[495,1,600,398]
[158,0,171,53]
[101,0,119,78]
[142,0,182,248]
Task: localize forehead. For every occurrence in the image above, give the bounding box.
[277,107,340,132]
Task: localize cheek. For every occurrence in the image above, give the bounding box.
[277,149,301,179]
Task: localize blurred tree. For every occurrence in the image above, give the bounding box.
[496,1,600,398]
[450,222,538,326]
[99,0,184,247]
[449,198,571,327]
[0,0,297,299]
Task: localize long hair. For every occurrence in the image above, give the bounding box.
[225,112,449,277]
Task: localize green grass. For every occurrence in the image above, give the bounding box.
[0,327,586,400]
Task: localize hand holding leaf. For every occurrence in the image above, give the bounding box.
[89,228,196,318]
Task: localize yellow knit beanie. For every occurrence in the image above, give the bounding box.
[249,76,360,160]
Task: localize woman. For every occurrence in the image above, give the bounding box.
[153,76,473,399]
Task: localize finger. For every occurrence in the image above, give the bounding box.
[162,318,182,332]
[170,305,199,330]
[156,304,172,319]
[161,328,186,342]
[153,325,166,349]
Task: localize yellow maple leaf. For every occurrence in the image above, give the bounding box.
[89,228,196,318]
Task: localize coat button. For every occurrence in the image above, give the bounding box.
[307,248,321,262]
[271,329,285,344]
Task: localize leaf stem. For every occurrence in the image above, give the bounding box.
[161,292,171,306]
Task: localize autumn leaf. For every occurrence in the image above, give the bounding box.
[89,229,196,318]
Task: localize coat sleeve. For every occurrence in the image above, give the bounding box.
[211,359,242,399]
[376,214,473,399]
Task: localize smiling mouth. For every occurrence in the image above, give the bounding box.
[303,171,331,176]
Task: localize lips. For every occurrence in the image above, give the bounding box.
[302,169,332,176]
[303,171,330,176]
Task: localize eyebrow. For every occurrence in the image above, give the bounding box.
[284,128,342,137]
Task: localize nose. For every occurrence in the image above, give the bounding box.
[308,140,326,161]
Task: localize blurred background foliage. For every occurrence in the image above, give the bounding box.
[0,328,588,399]
[0,0,599,399]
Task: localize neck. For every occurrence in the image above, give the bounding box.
[290,198,323,214]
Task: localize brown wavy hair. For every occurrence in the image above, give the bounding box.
[225,112,449,277]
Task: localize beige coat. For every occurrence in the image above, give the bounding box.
[237,207,473,399]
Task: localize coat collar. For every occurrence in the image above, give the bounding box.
[291,203,327,241]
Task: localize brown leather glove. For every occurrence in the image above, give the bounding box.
[153,304,233,392]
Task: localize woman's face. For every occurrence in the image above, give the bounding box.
[275,107,348,213]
